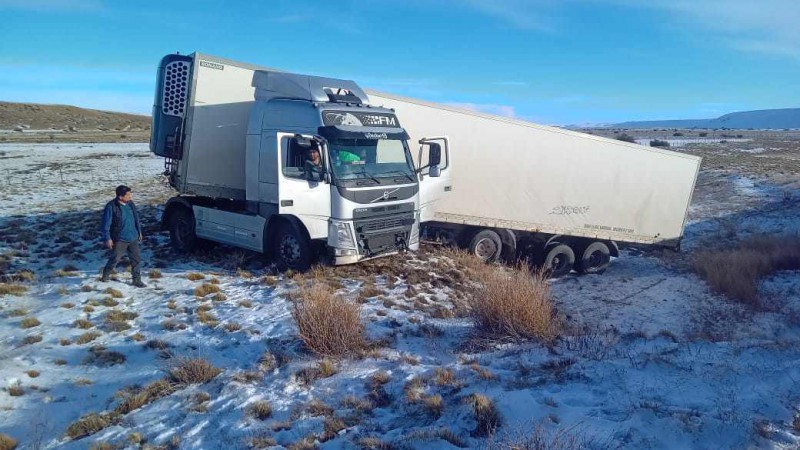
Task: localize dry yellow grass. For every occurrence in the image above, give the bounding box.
[0,433,17,450]
[102,287,123,298]
[21,334,42,345]
[468,264,561,342]
[148,268,162,279]
[468,393,502,437]
[73,318,93,329]
[290,284,366,357]
[186,272,205,281]
[26,370,39,378]
[76,331,102,345]
[169,358,222,385]
[693,234,800,307]
[248,400,273,420]
[0,283,28,296]
[64,412,110,439]
[194,283,220,298]
[20,317,40,329]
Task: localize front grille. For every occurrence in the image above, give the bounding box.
[358,216,412,234]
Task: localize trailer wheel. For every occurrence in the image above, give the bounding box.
[543,244,574,278]
[468,230,503,263]
[273,222,311,272]
[169,207,197,253]
[575,241,611,274]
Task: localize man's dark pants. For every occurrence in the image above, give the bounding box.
[103,240,141,280]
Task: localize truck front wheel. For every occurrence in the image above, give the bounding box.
[169,207,197,253]
[575,241,611,274]
[543,244,574,278]
[468,229,503,263]
[273,222,312,271]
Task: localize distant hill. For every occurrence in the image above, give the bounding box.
[613,108,800,129]
[0,101,150,131]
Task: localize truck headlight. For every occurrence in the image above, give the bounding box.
[329,219,356,249]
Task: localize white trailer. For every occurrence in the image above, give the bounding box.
[367,91,701,276]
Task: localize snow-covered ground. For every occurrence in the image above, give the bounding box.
[2,143,800,449]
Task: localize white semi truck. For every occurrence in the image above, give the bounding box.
[150,53,442,270]
[151,52,700,276]
[367,92,701,276]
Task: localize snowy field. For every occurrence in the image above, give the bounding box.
[2,143,800,449]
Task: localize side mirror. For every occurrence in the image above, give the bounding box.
[429,143,442,167]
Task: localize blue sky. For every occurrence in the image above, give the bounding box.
[0,0,798,124]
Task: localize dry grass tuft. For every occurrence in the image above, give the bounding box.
[212,292,227,302]
[250,435,278,448]
[248,400,273,420]
[318,359,338,378]
[81,285,94,292]
[468,393,502,437]
[26,370,40,378]
[64,412,111,439]
[114,379,176,415]
[83,305,95,313]
[194,283,220,298]
[422,394,444,418]
[0,283,28,296]
[84,346,126,366]
[7,383,24,396]
[103,287,124,299]
[406,427,467,448]
[356,436,393,449]
[21,334,43,345]
[486,422,591,450]
[20,317,41,329]
[693,234,800,307]
[100,297,119,307]
[57,286,70,295]
[76,331,102,345]
[167,299,177,310]
[290,284,366,357]
[468,265,561,342]
[0,433,17,450]
[238,299,253,308]
[169,358,222,385]
[61,302,75,309]
[148,268,162,279]
[186,272,205,281]
[322,415,347,441]
[74,318,94,329]
[60,338,72,346]
[7,308,27,317]
[106,309,138,322]
[224,322,241,332]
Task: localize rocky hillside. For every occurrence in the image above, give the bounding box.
[613,107,800,129]
[0,101,150,131]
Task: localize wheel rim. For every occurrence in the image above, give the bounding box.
[474,238,498,261]
[587,250,605,268]
[279,234,302,265]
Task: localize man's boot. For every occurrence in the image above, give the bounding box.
[100,270,111,282]
[132,278,146,288]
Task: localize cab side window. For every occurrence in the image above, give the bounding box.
[281,137,309,179]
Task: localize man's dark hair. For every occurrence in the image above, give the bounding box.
[115,185,132,198]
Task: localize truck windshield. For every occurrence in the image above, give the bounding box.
[328,138,415,182]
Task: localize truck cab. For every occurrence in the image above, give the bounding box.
[150,53,442,270]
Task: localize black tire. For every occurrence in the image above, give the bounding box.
[468,229,503,263]
[168,207,197,253]
[543,244,575,278]
[575,241,611,275]
[272,222,312,271]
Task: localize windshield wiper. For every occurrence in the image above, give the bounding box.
[378,170,415,182]
[355,168,381,185]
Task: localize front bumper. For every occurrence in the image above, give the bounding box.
[328,213,418,265]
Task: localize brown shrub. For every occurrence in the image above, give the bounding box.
[169,358,222,385]
[21,334,43,345]
[194,283,220,298]
[0,433,16,450]
[422,394,444,418]
[106,309,138,322]
[100,297,119,307]
[322,415,347,441]
[114,379,176,415]
[468,393,502,437]
[468,265,561,342]
[223,322,241,332]
[76,331,102,345]
[186,272,205,281]
[64,412,111,439]
[148,268,162,279]
[693,234,800,307]
[248,400,273,420]
[103,287,124,299]
[0,283,28,296]
[20,317,41,329]
[290,284,366,357]
[26,370,40,378]
[74,318,94,329]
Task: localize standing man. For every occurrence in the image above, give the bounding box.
[101,185,146,287]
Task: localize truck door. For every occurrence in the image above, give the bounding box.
[418,136,452,223]
[276,132,332,239]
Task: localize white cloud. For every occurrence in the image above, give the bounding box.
[630,0,800,60]
[445,102,517,118]
[462,0,561,31]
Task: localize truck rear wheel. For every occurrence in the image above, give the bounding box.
[169,207,197,253]
[272,222,312,271]
[468,229,503,263]
[543,244,574,278]
[575,241,610,274]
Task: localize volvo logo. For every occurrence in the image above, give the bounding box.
[370,188,400,203]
